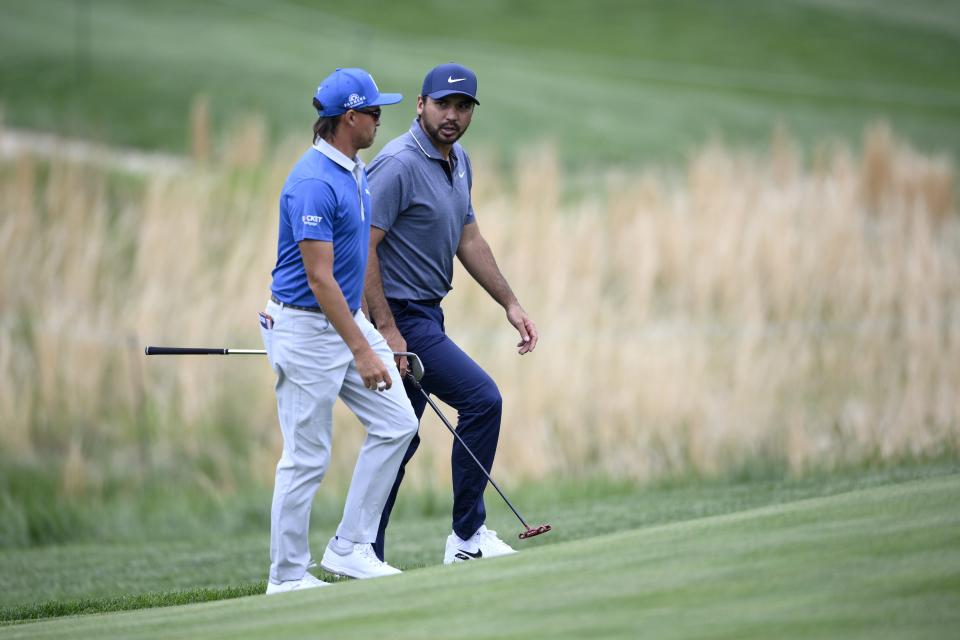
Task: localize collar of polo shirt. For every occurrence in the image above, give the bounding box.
[408,118,459,164]
[313,138,365,175]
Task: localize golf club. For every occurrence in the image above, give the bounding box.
[145,346,266,355]
[145,346,552,539]
[394,352,551,540]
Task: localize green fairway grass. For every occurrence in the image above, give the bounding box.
[1,0,958,164]
[2,463,957,634]
[1,471,957,639]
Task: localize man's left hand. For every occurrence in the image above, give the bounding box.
[506,303,538,355]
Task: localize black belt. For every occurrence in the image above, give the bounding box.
[271,294,324,314]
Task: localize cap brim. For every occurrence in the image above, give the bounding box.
[426,89,479,105]
[368,92,403,107]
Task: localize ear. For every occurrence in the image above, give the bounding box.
[416,96,425,117]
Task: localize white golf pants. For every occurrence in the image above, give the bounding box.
[260,299,418,583]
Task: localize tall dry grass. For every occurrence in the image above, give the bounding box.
[0,120,957,505]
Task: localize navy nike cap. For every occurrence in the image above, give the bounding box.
[421,63,479,104]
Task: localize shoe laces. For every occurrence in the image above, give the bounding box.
[357,543,386,566]
[478,527,512,550]
[478,526,499,541]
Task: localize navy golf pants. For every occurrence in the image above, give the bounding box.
[374,299,502,560]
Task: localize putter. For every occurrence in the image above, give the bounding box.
[395,352,552,540]
[145,345,552,539]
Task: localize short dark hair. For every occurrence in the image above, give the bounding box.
[312,97,341,142]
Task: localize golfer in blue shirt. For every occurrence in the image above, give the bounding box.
[365,63,539,565]
[261,68,417,594]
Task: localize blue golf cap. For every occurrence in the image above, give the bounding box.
[421,63,479,104]
[314,68,403,117]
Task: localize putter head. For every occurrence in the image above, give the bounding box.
[518,524,552,539]
[393,351,425,382]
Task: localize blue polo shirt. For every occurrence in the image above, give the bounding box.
[270,139,371,311]
[367,119,476,301]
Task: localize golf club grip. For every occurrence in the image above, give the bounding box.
[144,346,228,356]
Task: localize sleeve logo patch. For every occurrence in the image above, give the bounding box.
[303,215,323,226]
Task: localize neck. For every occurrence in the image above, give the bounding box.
[418,120,451,160]
[323,134,358,161]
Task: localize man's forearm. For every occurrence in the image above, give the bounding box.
[458,236,518,309]
[308,275,370,356]
[364,251,398,330]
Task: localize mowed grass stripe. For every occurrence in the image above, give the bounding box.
[0,585,264,624]
[2,0,959,163]
[3,475,957,640]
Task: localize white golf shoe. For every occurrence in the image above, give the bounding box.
[320,542,402,579]
[265,572,329,595]
[443,525,517,564]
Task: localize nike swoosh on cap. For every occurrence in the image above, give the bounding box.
[447,76,466,83]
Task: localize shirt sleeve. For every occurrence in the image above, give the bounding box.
[287,179,337,242]
[367,156,407,231]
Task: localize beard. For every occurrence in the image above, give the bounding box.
[422,115,467,147]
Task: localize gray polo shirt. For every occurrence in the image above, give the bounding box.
[367,119,476,301]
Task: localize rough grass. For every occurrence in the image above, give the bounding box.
[0,123,957,548]
[2,470,957,639]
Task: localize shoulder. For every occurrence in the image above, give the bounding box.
[283,175,339,208]
[286,175,335,192]
[286,152,341,191]
[368,134,421,176]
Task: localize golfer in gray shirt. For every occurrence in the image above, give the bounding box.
[365,63,539,565]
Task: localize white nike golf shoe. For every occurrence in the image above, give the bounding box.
[320,543,402,579]
[265,572,329,595]
[476,525,518,557]
[444,531,479,564]
[443,525,517,564]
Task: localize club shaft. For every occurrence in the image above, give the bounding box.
[145,348,539,532]
[412,377,531,530]
[145,347,409,358]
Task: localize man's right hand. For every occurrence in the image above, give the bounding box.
[355,346,392,391]
[379,325,409,378]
